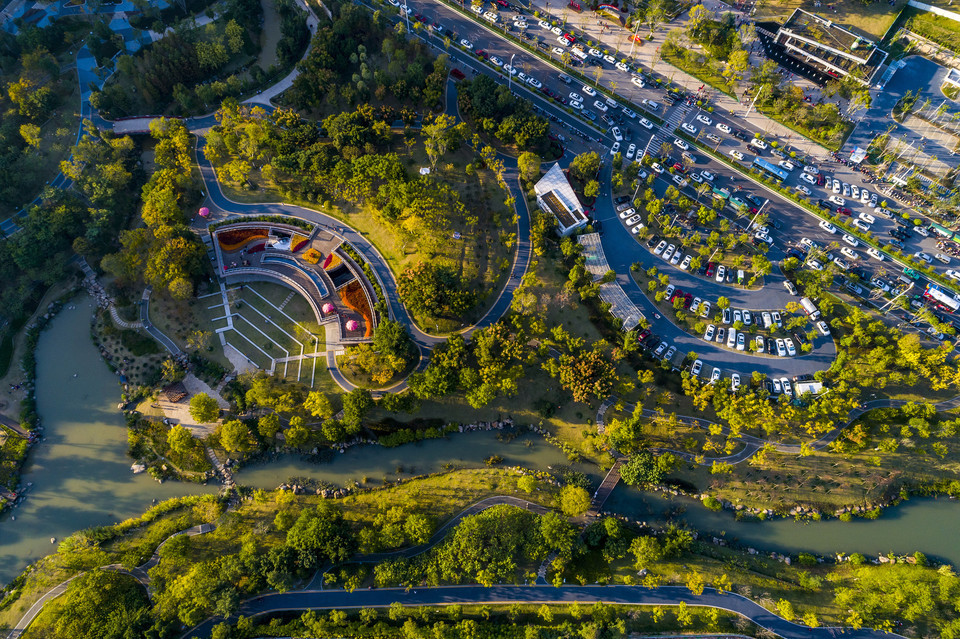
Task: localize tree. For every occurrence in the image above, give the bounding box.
[19,123,41,148]
[518,151,542,183]
[558,484,591,516]
[620,450,676,485]
[422,113,463,169]
[343,388,374,431]
[258,413,280,440]
[584,180,599,198]
[304,391,334,419]
[186,330,212,352]
[284,416,312,448]
[219,419,250,453]
[569,151,601,182]
[189,392,220,423]
[286,503,356,568]
[518,475,537,493]
[167,424,194,457]
[52,571,151,638]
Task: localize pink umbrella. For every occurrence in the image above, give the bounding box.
[198,207,210,217]
[322,303,335,314]
[346,320,359,331]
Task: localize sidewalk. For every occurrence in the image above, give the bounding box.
[526,0,836,160]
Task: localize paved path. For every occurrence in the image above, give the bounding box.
[186,584,905,639]
[139,287,182,356]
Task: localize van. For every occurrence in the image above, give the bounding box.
[642,99,660,111]
[737,269,745,285]
[571,47,587,59]
[557,72,573,84]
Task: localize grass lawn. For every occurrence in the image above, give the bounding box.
[754,0,908,40]
[901,6,960,52]
[217,135,516,335]
[255,0,283,71]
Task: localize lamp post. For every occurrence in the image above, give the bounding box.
[508,53,516,93]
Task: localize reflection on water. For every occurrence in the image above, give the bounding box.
[0,294,215,586]
[606,484,960,566]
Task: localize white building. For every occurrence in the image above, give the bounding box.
[535,163,588,236]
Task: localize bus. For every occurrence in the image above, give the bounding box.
[752,156,789,182]
[711,187,730,201]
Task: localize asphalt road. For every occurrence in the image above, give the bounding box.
[184,584,905,639]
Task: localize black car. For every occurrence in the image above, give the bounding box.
[793,332,809,345]
[731,130,746,140]
[817,200,833,211]
[888,239,905,250]
[615,195,631,205]
[786,248,805,260]
[646,234,661,248]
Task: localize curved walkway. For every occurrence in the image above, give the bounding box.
[4,523,215,639]
[186,584,904,639]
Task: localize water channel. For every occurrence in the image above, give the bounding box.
[0,292,958,586]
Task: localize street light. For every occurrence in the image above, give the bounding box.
[507,53,516,93]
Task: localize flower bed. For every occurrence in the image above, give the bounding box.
[291,233,309,252]
[303,248,322,264]
[247,242,265,254]
[338,280,373,338]
[322,252,342,270]
[217,227,268,252]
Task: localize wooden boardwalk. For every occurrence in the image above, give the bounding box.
[589,460,623,515]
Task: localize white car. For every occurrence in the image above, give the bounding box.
[582,85,596,96]
[681,122,697,134]
[776,339,786,357]
[710,368,721,384]
[772,312,782,328]
[527,77,542,89]
[842,234,859,247]
[651,162,664,174]
[603,54,616,65]
[680,255,692,270]
[799,237,817,251]
[859,212,876,225]
[730,373,741,392]
[594,100,608,113]
[662,244,676,260]
[803,165,820,175]
[611,126,623,141]
[736,333,745,351]
[716,123,731,133]
[783,281,797,296]
[778,160,795,171]
[781,378,794,398]
[785,339,797,357]
[654,240,667,255]
[819,220,837,234]
[625,214,642,226]
[551,26,562,34]
[828,195,845,206]
[795,185,811,196]
[754,231,773,244]
[915,252,933,264]
[730,150,744,161]
[916,226,930,237]
[840,246,858,260]
[860,189,871,204]
[867,247,885,261]
[670,250,681,265]
[772,379,783,395]
[808,259,823,271]
[538,19,551,28]
[672,175,687,187]
[460,39,474,49]
[615,61,629,72]
[691,359,703,376]
[700,170,715,182]
[696,114,713,126]
[588,48,602,58]
[749,138,768,149]
[631,75,645,88]
[704,324,716,341]
[817,320,830,336]
[626,143,637,160]
[936,253,952,264]
[851,185,860,199]
[618,207,636,219]
[832,179,841,194]
[569,92,583,102]
[552,46,565,55]
[742,310,752,326]
[569,100,583,110]
[755,335,765,352]
[639,118,654,130]
[609,142,620,156]
[674,138,689,151]
[690,173,703,184]
[622,106,637,119]
[715,265,726,282]
[853,219,870,233]
[800,173,816,185]
[727,329,737,349]
[733,310,742,324]
[490,56,503,67]
[700,301,711,317]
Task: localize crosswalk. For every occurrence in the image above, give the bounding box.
[643,101,691,159]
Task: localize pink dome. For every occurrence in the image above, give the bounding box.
[198,207,210,217]
[346,320,359,331]
[322,303,335,314]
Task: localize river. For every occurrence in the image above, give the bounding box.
[1,293,958,586]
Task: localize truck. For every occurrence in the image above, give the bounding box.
[799,297,821,320]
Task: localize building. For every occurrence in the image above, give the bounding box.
[535,163,588,236]
[767,9,887,86]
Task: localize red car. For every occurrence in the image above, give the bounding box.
[476,49,488,59]
[837,207,852,216]
[671,288,684,302]
[683,293,693,308]
[672,162,684,173]
[705,262,716,277]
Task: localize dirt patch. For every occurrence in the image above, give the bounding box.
[156,373,229,436]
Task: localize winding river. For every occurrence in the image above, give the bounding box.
[0,293,958,586]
